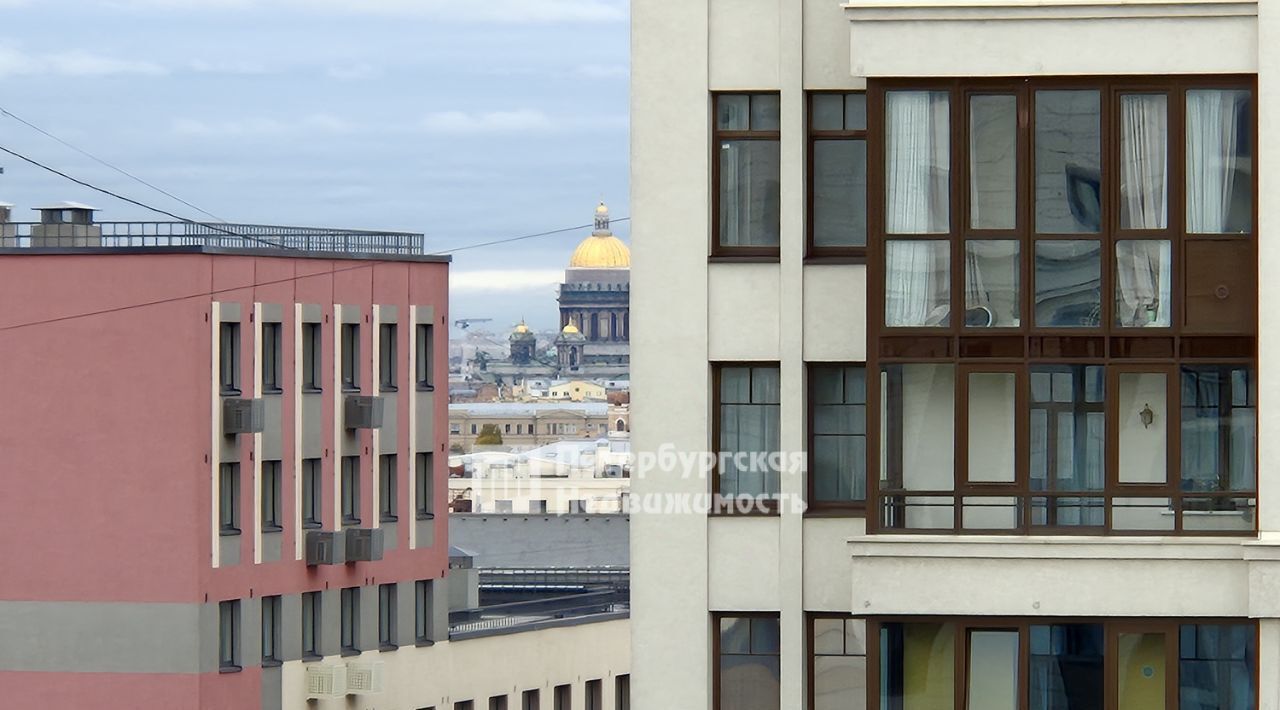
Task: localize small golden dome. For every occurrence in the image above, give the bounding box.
[595,202,608,214]
[562,322,580,334]
[514,321,530,334]
[569,235,631,268]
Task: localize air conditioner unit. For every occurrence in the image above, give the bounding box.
[305,530,345,566]
[222,398,264,434]
[305,663,348,698]
[344,527,384,562]
[345,660,385,695]
[344,395,385,430]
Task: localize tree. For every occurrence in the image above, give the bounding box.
[474,423,504,446]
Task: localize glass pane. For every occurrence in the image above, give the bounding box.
[882,364,955,492]
[970,95,1018,230]
[968,372,1016,483]
[880,623,955,710]
[720,655,781,710]
[968,631,1018,710]
[847,619,867,655]
[1118,632,1167,710]
[813,618,846,655]
[751,94,781,131]
[1035,240,1102,327]
[1181,366,1256,493]
[1186,89,1252,233]
[964,240,1019,327]
[1119,94,1169,230]
[1035,90,1101,233]
[812,94,844,131]
[962,496,1019,530]
[719,140,781,247]
[885,91,950,234]
[886,240,950,327]
[1115,240,1172,327]
[717,95,750,130]
[1181,497,1255,532]
[720,617,751,654]
[1112,497,1174,531]
[721,367,751,403]
[814,434,866,502]
[1030,624,1104,710]
[751,367,781,403]
[815,656,867,710]
[751,617,780,653]
[1029,366,1104,493]
[813,139,867,247]
[846,94,867,130]
[1180,624,1257,710]
[1118,372,1167,484]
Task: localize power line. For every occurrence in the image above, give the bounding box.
[0,105,228,223]
[432,217,630,255]
[0,142,297,250]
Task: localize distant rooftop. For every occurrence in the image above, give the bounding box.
[450,402,610,417]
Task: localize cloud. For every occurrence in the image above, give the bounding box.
[0,45,166,78]
[421,109,553,135]
[187,59,271,75]
[575,63,628,79]
[171,113,351,137]
[451,269,564,294]
[327,63,380,81]
[101,0,627,22]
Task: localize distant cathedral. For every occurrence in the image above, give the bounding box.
[487,202,630,381]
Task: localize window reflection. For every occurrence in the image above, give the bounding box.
[1186,89,1252,234]
[1035,90,1101,234]
[1034,240,1102,328]
[970,95,1018,230]
[1115,240,1172,327]
[965,240,1020,327]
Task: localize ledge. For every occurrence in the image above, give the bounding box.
[843,0,1256,21]
[849,534,1257,561]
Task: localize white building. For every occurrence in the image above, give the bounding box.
[450,439,632,514]
[632,1,1274,708]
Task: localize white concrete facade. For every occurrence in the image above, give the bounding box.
[631,0,1280,708]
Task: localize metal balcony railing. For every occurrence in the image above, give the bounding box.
[0,222,424,255]
[448,589,630,640]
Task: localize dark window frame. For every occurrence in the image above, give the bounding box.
[711,92,782,260]
[341,322,361,392]
[218,599,241,672]
[261,460,283,532]
[711,363,782,515]
[379,453,398,522]
[806,614,868,710]
[378,583,398,650]
[261,595,281,666]
[302,322,322,392]
[416,452,435,520]
[302,458,323,529]
[807,91,869,261]
[261,321,283,394]
[340,586,361,655]
[522,690,540,710]
[865,75,1258,537]
[713,612,781,710]
[807,363,869,514]
[219,462,240,535]
[415,579,432,645]
[379,322,398,392]
[341,455,361,525]
[553,684,573,710]
[220,321,241,396]
[417,323,435,390]
[301,591,321,660]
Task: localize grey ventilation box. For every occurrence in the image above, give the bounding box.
[344,528,384,562]
[223,398,264,435]
[344,395,385,430]
[305,530,345,566]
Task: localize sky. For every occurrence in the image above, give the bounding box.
[0,0,630,333]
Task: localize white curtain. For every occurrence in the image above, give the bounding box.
[1186,90,1242,233]
[1115,240,1171,327]
[886,241,948,327]
[886,91,949,233]
[1119,94,1168,230]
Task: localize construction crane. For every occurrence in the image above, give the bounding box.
[453,318,492,330]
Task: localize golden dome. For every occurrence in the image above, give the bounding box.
[514,321,530,334]
[562,322,580,334]
[570,201,630,268]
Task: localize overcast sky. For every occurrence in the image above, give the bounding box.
[0,0,629,332]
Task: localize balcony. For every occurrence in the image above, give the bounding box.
[0,221,424,255]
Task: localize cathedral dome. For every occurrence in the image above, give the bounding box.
[569,201,630,268]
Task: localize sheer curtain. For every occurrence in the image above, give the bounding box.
[886,241,948,327]
[886,91,949,233]
[1186,90,1242,233]
[1115,241,1171,327]
[1119,94,1167,230]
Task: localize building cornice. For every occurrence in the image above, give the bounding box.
[843,0,1256,22]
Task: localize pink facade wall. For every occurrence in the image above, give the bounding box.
[0,252,449,604]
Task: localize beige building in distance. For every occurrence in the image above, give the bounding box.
[448,402,629,452]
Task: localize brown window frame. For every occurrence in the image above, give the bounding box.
[711,92,782,261]
[807,613,868,710]
[865,75,1258,537]
[807,91,868,261]
[806,363,868,515]
[711,363,782,516]
[865,616,1259,710]
[712,612,781,710]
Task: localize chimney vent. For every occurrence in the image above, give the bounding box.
[31,201,101,247]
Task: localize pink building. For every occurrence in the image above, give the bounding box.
[0,207,450,709]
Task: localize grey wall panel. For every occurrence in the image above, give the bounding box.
[427,579,448,643]
[416,519,435,549]
[380,393,398,453]
[280,593,302,662]
[301,304,322,323]
[219,302,241,322]
[199,601,218,673]
[318,589,339,657]
[396,581,417,646]
[0,601,204,673]
[261,394,283,460]
[448,514,630,567]
[341,305,361,324]
[241,598,262,669]
[383,521,398,552]
[301,393,323,458]
[261,665,283,710]
[358,586,378,652]
[261,303,283,323]
[262,531,282,563]
[417,305,434,324]
[415,391,434,452]
[381,305,398,324]
[219,535,241,567]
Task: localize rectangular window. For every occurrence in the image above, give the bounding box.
[530,500,547,514]
[379,454,398,522]
[614,675,629,710]
[417,323,435,389]
[1186,89,1252,233]
[416,452,435,519]
[378,583,397,648]
[489,697,508,710]
[811,616,866,710]
[302,458,322,528]
[451,422,462,435]
[261,321,282,393]
[1115,240,1172,327]
[1179,623,1256,708]
[342,323,360,391]
[716,614,780,710]
[1118,93,1169,231]
[885,240,950,327]
[219,463,240,535]
[302,322,322,391]
[969,93,1018,230]
[522,690,540,710]
[1034,240,1102,328]
[380,322,397,391]
[809,364,868,506]
[880,364,956,530]
[219,599,240,671]
[585,680,602,710]
[714,93,781,254]
[495,500,513,513]
[341,456,361,525]
[341,587,360,654]
[1034,89,1101,234]
[884,90,950,234]
[1181,366,1256,528]
[714,365,781,503]
[964,240,1020,327]
[456,702,474,710]
[261,595,281,665]
[1029,365,1105,528]
[415,580,432,644]
[261,460,282,531]
[809,92,867,253]
[220,321,241,395]
[301,591,321,659]
[879,622,955,709]
[554,684,572,710]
